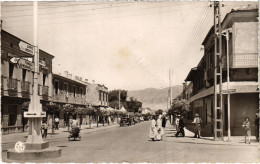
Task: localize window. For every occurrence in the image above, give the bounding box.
[64,83,68,96]
[54,80,59,94]
[73,86,76,97]
[22,69,26,81]
[99,91,101,101]
[9,62,14,78]
[43,73,47,86]
[8,105,17,126]
[80,88,83,98]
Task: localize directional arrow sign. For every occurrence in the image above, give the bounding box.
[10,57,20,64]
[18,58,34,71]
[19,41,34,55]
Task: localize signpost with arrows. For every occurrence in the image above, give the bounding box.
[7,1,61,160]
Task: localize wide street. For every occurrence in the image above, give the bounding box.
[2,121,259,163]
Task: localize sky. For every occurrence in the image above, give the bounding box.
[1,1,258,90]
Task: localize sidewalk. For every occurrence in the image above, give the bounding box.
[1,122,119,147]
[164,122,259,146]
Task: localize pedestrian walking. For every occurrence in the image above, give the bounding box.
[242,117,251,144]
[108,116,111,125]
[175,115,180,131]
[255,111,259,142]
[192,113,202,138]
[156,114,164,141]
[42,120,48,138]
[175,115,185,137]
[162,116,166,128]
[149,116,157,141]
[54,116,59,130]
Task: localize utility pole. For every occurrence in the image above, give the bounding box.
[169,69,173,105]
[226,30,231,141]
[213,1,224,140]
[169,68,173,124]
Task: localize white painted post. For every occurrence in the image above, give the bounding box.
[26,1,44,144]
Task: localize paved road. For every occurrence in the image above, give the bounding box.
[2,121,259,163]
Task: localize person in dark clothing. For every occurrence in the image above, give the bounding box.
[175,116,185,137]
[162,116,166,128]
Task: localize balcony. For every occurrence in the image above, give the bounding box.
[7,77,18,91]
[222,53,258,68]
[21,81,30,93]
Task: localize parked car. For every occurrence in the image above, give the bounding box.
[127,117,135,126]
[119,117,128,126]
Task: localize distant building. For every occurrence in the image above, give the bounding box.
[1,30,54,134]
[86,82,108,107]
[184,7,258,136]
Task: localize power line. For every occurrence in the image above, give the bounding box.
[2,3,141,18]
[3,1,199,23]
[1,1,144,12]
[175,6,212,69]
[179,6,211,60]
[2,1,197,19]
[170,4,211,76]
[3,5,204,28]
[172,2,209,64]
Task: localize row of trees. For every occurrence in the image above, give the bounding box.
[43,102,132,133]
[108,90,142,113]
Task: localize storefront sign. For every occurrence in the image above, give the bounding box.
[18,58,34,71]
[10,57,20,64]
[19,41,34,55]
[24,111,46,118]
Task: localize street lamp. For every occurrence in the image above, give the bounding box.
[222,28,232,141]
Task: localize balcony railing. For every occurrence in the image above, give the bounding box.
[222,53,258,68]
[21,80,30,93]
[7,77,18,90]
[42,86,49,96]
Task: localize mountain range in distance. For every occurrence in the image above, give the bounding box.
[128,85,183,111]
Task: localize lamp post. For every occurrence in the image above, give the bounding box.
[222,28,232,141]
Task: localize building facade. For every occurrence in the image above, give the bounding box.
[184,7,258,136]
[86,82,108,107]
[52,72,88,127]
[1,30,110,134]
[1,30,54,134]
